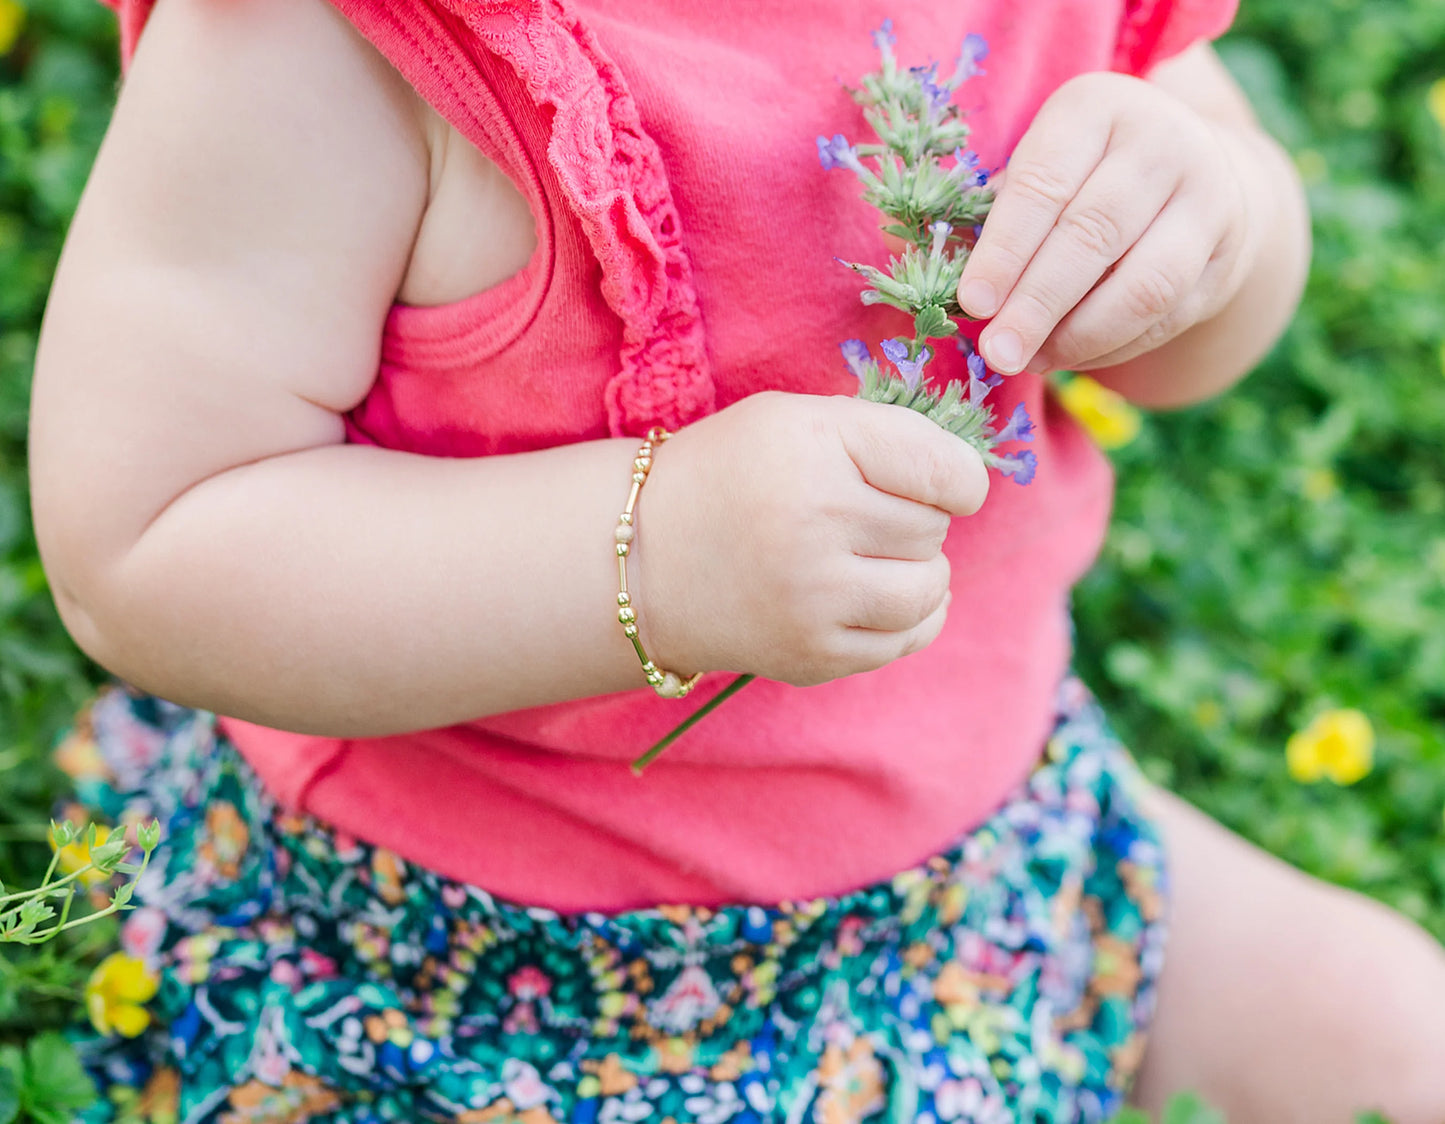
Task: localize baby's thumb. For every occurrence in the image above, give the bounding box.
[839,400,989,517]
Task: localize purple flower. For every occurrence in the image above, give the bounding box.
[950,33,989,85]
[817,133,866,176]
[840,338,873,386]
[949,149,985,189]
[880,338,931,391]
[909,63,950,116]
[871,18,896,51]
[966,350,1002,389]
[993,402,1036,444]
[993,450,1037,485]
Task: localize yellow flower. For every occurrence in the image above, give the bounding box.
[1428,78,1445,133]
[54,824,117,887]
[0,0,25,57]
[1301,467,1339,502]
[86,952,160,1037]
[1287,709,1375,785]
[1057,375,1142,450]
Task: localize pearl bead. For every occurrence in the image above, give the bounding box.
[614,523,636,544]
[656,672,683,698]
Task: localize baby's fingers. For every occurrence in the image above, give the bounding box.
[972,157,1177,375]
[1038,192,1224,371]
[955,116,1111,367]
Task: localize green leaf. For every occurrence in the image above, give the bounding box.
[22,1033,96,1116]
[1106,1109,1152,1124]
[1161,1091,1226,1124]
[0,1053,20,1124]
[911,303,955,341]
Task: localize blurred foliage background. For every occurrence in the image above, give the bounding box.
[0,0,1442,1118]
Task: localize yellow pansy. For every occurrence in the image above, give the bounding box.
[86,952,160,1037]
[1057,375,1142,450]
[0,0,25,57]
[1429,78,1445,133]
[1286,708,1375,785]
[54,824,117,887]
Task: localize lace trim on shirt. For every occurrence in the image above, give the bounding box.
[436,0,715,437]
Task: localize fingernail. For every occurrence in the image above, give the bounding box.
[985,329,1024,374]
[959,279,998,318]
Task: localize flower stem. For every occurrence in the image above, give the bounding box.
[632,674,757,774]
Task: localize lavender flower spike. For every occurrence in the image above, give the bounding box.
[949,32,989,87]
[840,338,873,387]
[993,402,1036,444]
[817,133,868,177]
[880,338,931,391]
[871,18,896,52]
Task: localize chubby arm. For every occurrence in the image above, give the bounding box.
[956,43,1311,409]
[30,0,984,738]
[28,0,659,736]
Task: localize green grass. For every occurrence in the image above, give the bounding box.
[2,0,1443,1120]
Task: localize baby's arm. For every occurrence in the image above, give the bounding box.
[30,0,983,739]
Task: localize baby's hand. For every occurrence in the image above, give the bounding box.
[637,392,988,688]
[957,71,1256,377]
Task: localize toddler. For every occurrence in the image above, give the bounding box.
[28,0,1445,1120]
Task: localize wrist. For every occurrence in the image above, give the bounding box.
[618,427,708,686]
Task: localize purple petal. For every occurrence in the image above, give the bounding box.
[949,149,985,189]
[839,339,872,385]
[951,33,989,85]
[816,133,865,175]
[967,351,1002,389]
[871,18,896,51]
[993,402,1036,444]
[881,339,931,391]
[879,338,909,366]
[994,450,1037,485]
[909,63,950,114]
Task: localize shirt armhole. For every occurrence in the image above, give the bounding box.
[1112,0,1240,76]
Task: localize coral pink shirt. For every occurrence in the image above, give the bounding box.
[101,0,1235,911]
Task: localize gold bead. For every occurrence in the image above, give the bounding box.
[619,512,633,525]
[617,592,631,606]
[624,624,639,638]
[616,543,630,556]
[632,472,647,484]
[618,607,636,624]
[641,661,657,674]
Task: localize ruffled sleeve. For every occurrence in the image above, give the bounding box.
[1112,0,1239,76]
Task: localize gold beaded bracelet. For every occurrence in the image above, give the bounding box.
[614,427,704,700]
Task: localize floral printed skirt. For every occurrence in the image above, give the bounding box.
[59,676,1168,1124]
